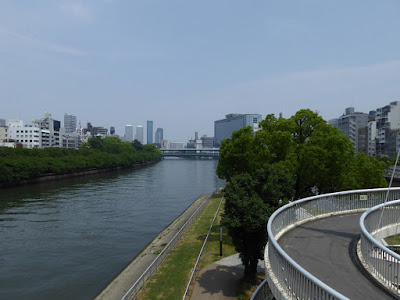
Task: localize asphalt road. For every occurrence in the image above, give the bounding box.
[278,213,395,300]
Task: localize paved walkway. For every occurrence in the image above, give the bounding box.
[191,254,265,300]
[279,212,394,299]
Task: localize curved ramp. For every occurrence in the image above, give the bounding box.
[278,213,394,299]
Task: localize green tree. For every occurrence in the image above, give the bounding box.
[218,109,387,282]
[132,139,143,151]
[223,168,294,282]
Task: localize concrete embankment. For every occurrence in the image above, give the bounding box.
[94,193,210,300]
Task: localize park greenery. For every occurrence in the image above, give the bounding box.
[218,109,388,282]
[0,136,162,185]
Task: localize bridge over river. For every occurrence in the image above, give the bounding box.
[252,188,400,300]
[161,147,219,158]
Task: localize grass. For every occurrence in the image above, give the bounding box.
[139,193,236,300]
[385,235,400,245]
[138,192,265,300]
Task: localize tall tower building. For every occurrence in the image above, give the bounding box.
[136,125,144,143]
[64,114,77,134]
[147,120,153,144]
[125,125,133,142]
[155,128,163,144]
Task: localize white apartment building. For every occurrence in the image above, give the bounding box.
[7,120,41,148]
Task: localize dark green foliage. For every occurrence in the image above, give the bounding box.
[0,137,162,185]
[218,109,387,282]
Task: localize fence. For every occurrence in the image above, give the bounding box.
[182,195,224,299]
[121,189,218,300]
[360,199,400,295]
[262,188,400,300]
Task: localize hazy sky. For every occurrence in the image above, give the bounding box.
[1,1,400,143]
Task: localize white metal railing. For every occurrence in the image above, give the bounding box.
[121,189,218,300]
[263,188,400,300]
[360,199,400,295]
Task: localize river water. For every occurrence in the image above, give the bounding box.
[0,158,223,300]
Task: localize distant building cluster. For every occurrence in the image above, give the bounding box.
[4,103,400,156]
[0,113,115,149]
[329,101,400,157]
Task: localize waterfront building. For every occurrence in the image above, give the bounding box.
[161,139,168,148]
[0,121,7,142]
[85,122,108,137]
[201,135,214,148]
[328,107,369,153]
[125,125,134,142]
[170,141,184,149]
[64,113,77,134]
[147,120,153,144]
[214,113,262,147]
[7,120,41,148]
[110,127,116,136]
[33,113,62,148]
[358,127,368,154]
[154,128,163,147]
[62,133,82,149]
[136,125,144,143]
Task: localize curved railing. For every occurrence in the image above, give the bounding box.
[263,188,400,300]
[360,199,400,295]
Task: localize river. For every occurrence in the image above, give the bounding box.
[0,158,224,300]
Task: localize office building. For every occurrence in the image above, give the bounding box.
[214,113,262,147]
[125,125,134,142]
[147,120,153,144]
[0,119,6,127]
[201,135,214,148]
[136,125,144,143]
[64,113,77,134]
[110,127,116,136]
[328,107,369,153]
[85,122,108,137]
[375,101,400,156]
[154,128,163,148]
[161,140,168,148]
[33,113,61,148]
[7,120,41,148]
[170,141,184,149]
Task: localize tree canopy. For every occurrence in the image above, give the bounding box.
[218,109,387,282]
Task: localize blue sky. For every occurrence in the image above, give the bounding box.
[1,1,400,142]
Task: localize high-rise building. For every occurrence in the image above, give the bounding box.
[328,107,369,153]
[125,125,133,142]
[147,120,153,144]
[214,113,262,147]
[155,128,163,144]
[110,127,116,136]
[136,125,144,143]
[0,119,6,127]
[64,113,77,134]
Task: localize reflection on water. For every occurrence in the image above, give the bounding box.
[0,159,224,300]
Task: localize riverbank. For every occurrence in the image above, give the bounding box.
[94,193,211,300]
[0,160,160,189]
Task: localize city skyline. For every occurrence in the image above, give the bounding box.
[1,1,400,142]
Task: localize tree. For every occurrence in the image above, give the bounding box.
[132,139,143,151]
[223,168,294,282]
[218,109,387,282]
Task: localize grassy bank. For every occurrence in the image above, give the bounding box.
[138,192,265,300]
[138,193,237,300]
